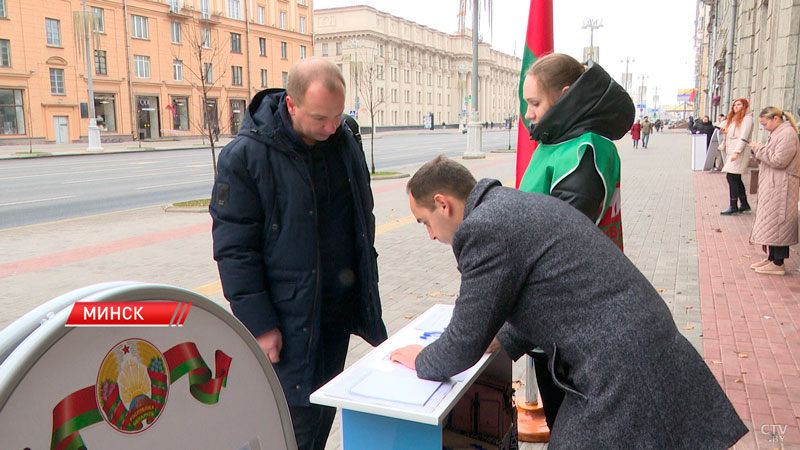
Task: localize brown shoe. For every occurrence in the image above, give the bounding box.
[755,262,786,275]
[750,258,771,270]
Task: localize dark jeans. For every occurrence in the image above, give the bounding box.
[726,173,748,206]
[289,320,351,450]
[531,349,564,431]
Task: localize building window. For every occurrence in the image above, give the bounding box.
[204,63,212,83]
[392,47,397,59]
[200,0,210,18]
[279,11,286,30]
[231,33,241,53]
[428,92,432,104]
[0,39,10,67]
[336,42,342,55]
[379,44,384,57]
[94,94,116,132]
[0,89,25,135]
[228,0,240,19]
[131,15,148,39]
[46,18,61,46]
[259,37,266,56]
[391,67,397,81]
[49,68,65,94]
[94,50,107,75]
[281,71,288,88]
[171,21,181,44]
[0,0,6,18]
[133,55,150,78]
[202,27,211,48]
[91,7,104,33]
[173,59,183,81]
[257,6,265,24]
[232,66,242,85]
[261,69,268,87]
[300,45,306,59]
[378,65,383,80]
[406,50,410,63]
[405,90,409,102]
[298,0,305,5]
[392,89,397,102]
[172,96,189,131]
[405,69,410,83]
[280,41,287,60]
[322,43,328,56]
[299,16,306,34]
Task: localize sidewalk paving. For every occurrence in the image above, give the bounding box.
[0,129,798,449]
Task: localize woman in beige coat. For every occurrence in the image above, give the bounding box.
[720,98,754,215]
[748,106,800,275]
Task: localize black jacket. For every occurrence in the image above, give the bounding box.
[527,63,634,221]
[210,89,387,406]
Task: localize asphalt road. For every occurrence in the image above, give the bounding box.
[0,130,513,229]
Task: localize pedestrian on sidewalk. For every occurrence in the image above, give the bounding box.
[641,116,653,148]
[713,114,728,171]
[747,106,800,275]
[694,115,716,149]
[517,52,632,428]
[720,98,754,215]
[631,119,641,148]
[391,156,748,450]
[210,58,387,450]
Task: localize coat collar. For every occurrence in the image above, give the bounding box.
[464,178,502,219]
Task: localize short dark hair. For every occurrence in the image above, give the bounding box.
[286,58,346,105]
[407,156,477,210]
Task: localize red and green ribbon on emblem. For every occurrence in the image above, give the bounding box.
[49,342,231,450]
[515,0,554,188]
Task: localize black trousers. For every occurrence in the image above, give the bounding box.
[531,350,564,431]
[765,245,790,266]
[726,173,748,204]
[288,320,351,450]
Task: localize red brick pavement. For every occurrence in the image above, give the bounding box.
[694,170,800,449]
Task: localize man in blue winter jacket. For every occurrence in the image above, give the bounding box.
[210,58,387,450]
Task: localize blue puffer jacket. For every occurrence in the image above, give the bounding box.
[210,88,387,406]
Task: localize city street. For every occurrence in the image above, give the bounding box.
[0,129,513,229]
[0,130,798,449]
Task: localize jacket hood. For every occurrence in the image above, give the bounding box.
[238,88,348,151]
[530,63,635,145]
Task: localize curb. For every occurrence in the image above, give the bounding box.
[162,205,210,213]
[371,172,410,180]
[0,145,227,160]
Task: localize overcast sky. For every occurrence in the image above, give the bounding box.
[313,0,698,107]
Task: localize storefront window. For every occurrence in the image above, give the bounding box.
[93,93,116,132]
[172,96,189,131]
[0,89,25,135]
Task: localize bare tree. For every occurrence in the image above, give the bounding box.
[173,19,229,179]
[356,49,386,174]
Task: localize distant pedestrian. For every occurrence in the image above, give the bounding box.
[694,115,716,149]
[654,118,663,132]
[720,98,754,215]
[747,106,800,275]
[641,116,653,148]
[631,119,641,148]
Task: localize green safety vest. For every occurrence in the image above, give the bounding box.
[519,133,623,250]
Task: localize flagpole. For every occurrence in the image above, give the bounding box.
[83,0,102,151]
[463,0,484,159]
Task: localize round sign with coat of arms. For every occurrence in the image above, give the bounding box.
[96,339,169,433]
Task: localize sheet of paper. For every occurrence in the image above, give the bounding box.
[413,305,453,332]
[349,371,442,406]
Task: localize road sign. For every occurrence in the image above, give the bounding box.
[637,104,646,109]
[349,110,357,117]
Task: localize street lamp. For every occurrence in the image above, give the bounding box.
[582,19,603,62]
[620,56,634,92]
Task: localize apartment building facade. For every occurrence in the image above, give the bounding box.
[313,6,521,129]
[694,0,800,120]
[0,0,312,144]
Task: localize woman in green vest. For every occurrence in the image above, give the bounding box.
[519,53,634,250]
[518,52,634,430]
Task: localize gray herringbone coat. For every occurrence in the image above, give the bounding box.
[415,179,747,450]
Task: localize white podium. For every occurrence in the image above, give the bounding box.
[310,304,510,450]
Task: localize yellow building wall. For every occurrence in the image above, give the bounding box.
[0,0,313,143]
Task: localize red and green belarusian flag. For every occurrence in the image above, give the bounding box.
[515,0,554,188]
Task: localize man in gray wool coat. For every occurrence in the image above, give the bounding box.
[391,156,747,449]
